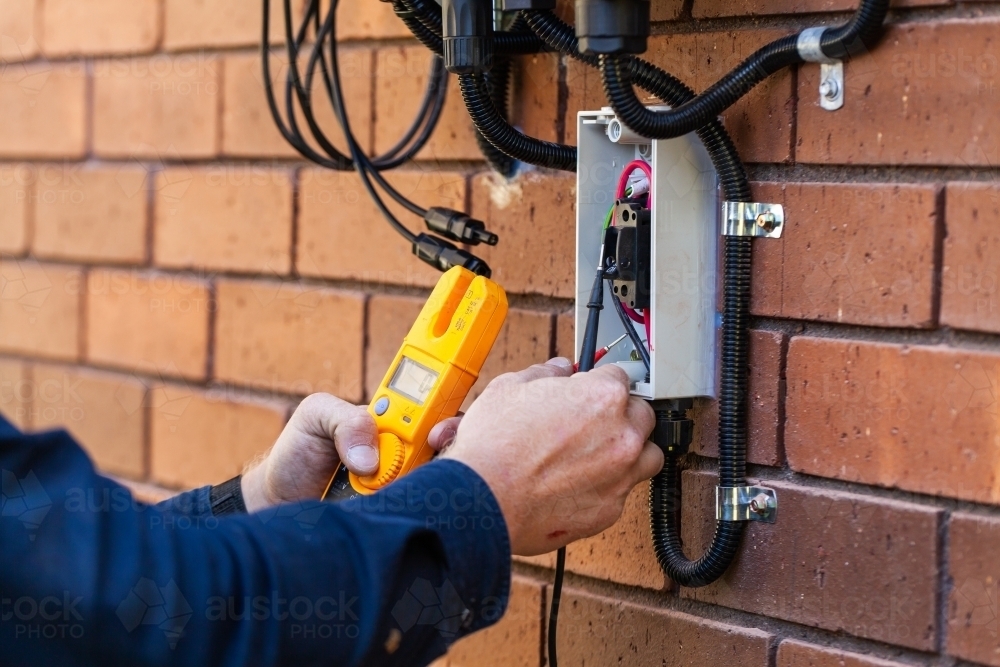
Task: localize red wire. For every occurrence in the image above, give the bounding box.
[615,159,653,205]
[614,160,652,326]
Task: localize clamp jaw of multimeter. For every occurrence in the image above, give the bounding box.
[323,266,508,501]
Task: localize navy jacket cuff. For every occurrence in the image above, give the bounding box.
[341,458,513,638]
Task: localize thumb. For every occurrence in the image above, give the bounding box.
[427,416,463,452]
[335,410,380,476]
[298,394,380,476]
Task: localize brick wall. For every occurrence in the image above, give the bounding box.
[1,0,998,666]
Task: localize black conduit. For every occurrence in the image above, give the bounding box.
[475,57,518,176]
[600,0,890,140]
[398,1,560,172]
[459,72,578,171]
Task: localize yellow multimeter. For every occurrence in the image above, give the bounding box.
[322,266,508,501]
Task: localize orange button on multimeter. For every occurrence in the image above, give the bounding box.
[322,266,508,501]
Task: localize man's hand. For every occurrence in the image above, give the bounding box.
[241,394,457,512]
[441,358,662,556]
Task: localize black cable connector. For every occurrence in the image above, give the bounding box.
[412,233,492,276]
[442,0,494,73]
[424,208,499,246]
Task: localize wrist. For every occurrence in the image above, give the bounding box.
[441,450,522,554]
[240,462,273,513]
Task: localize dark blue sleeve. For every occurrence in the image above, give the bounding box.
[0,415,511,667]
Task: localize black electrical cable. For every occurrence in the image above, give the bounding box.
[548,548,566,667]
[599,0,890,140]
[609,282,650,370]
[310,0,426,232]
[372,56,448,169]
[551,260,607,667]
[262,0,352,170]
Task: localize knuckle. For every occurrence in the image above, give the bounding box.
[300,392,335,411]
[488,371,519,389]
[598,378,630,408]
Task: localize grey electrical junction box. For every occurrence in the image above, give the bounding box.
[574,108,720,400]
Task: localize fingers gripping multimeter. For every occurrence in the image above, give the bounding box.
[322,266,508,501]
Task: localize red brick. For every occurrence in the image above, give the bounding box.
[31,364,146,479]
[151,389,287,488]
[445,576,544,667]
[554,309,574,360]
[215,279,365,402]
[466,308,552,405]
[470,172,576,298]
[221,47,372,159]
[645,30,794,163]
[375,46,481,162]
[681,470,941,650]
[33,166,148,264]
[565,483,669,590]
[93,56,220,159]
[797,20,1000,166]
[694,0,945,19]
[366,294,426,400]
[338,0,412,41]
[786,337,1000,505]
[947,513,1000,667]
[0,260,81,361]
[163,0,307,50]
[0,63,87,159]
[42,0,159,56]
[777,640,912,667]
[558,588,773,664]
[564,58,608,146]
[0,164,30,254]
[86,269,211,381]
[153,166,293,274]
[750,182,938,328]
[0,357,30,429]
[691,329,786,467]
[514,54,561,145]
[651,0,686,20]
[0,0,39,62]
[942,183,1000,333]
[298,168,466,288]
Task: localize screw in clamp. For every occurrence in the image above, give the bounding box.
[722,202,785,238]
[716,485,778,523]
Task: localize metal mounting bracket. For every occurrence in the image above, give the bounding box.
[717,485,778,523]
[819,62,844,111]
[722,201,785,238]
[797,26,844,111]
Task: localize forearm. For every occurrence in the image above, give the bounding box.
[0,425,510,667]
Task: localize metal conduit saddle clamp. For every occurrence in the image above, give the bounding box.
[798,26,844,111]
[717,485,778,523]
[722,201,785,238]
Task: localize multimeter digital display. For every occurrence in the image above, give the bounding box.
[323,266,508,501]
[388,358,439,405]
